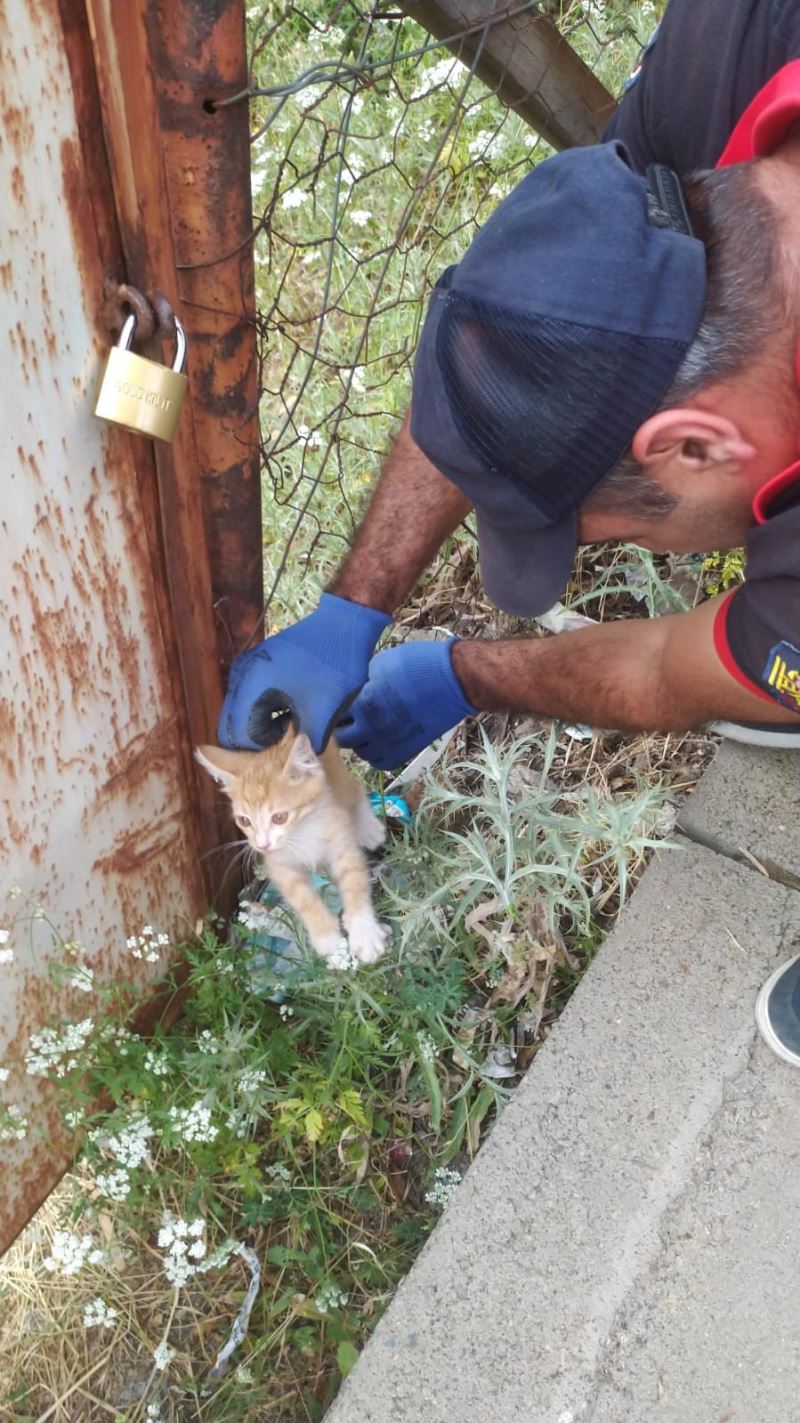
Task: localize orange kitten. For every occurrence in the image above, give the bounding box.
[195,731,387,965]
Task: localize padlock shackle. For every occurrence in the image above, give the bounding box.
[118,309,187,374]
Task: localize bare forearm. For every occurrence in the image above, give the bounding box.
[332,409,471,613]
[452,619,703,732]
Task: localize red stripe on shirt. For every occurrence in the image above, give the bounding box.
[712,590,776,704]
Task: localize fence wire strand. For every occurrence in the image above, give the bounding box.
[245,0,660,628]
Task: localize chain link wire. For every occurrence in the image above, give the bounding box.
[246,1,660,626]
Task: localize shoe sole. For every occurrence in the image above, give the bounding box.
[754,954,800,1067]
[710,719,800,749]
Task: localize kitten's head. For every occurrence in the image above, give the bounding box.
[195,731,326,854]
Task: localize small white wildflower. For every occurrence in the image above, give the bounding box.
[25,1018,94,1077]
[197,1030,221,1055]
[295,423,322,449]
[236,1363,255,1384]
[350,366,366,394]
[0,948,13,965]
[64,1109,83,1128]
[0,1066,9,1083]
[188,1217,204,1237]
[8,886,22,899]
[83,1297,118,1330]
[281,188,308,209]
[267,1161,292,1184]
[188,1238,206,1260]
[0,1104,27,1141]
[64,963,94,994]
[168,1100,218,1143]
[94,1167,132,1202]
[326,941,355,972]
[350,92,364,114]
[411,55,465,99]
[278,1003,295,1019]
[153,1339,176,1371]
[424,1166,462,1210]
[238,1068,267,1095]
[146,1405,163,1423]
[144,1048,169,1077]
[314,1281,348,1314]
[416,1030,437,1064]
[43,1229,97,1277]
[102,1112,153,1169]
[350,208,371,227]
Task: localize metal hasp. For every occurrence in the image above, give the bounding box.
[95,311,189,441]
[398,0,616,149]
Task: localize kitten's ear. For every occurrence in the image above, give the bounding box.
[194,745,244,793]
[283,732,319,782]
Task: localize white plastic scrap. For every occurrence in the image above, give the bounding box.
[209,1244,261,1379]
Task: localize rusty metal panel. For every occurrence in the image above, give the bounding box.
[0,0,210,1252]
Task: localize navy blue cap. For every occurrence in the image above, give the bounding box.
[410,141,707,616]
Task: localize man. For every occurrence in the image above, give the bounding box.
[221,0,800,1063]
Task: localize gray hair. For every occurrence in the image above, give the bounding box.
[584,161,789,517]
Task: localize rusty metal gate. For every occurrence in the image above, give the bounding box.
[0,0,261,1253]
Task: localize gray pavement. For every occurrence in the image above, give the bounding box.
[327,743,800,1423]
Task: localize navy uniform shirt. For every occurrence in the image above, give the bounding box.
[605,0,800,717]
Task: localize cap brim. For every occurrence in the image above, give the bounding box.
[476,506,577,618]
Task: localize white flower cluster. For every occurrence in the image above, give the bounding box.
[467,129,506,161]
[168,1100,218,1143]
[266,1161,292,1185]
[411,55,465,100]
[416,1030,437,1065]
[349,208,371,228]
[296,423,323,448]
[0,1104,27,1141]
[153,1339,176,1371]
[95,1166,132,1203]
[144,1047,169,1078]
[236,1363,255,1385]
[43,1229,103,1276]
[64,963,94,994]
[158,1214,207,1288]
[127,925,169,962]
[424,1166,462,1210]
[26,1018,94,1077]
[281,187,308,209]
[238,1068,267,1095]
[146,1405,163,1422]
[101,1112,154,1170]
[83,1296,118,1329]
[314,1281,348,1314]
[326,941,355,972]
[238,901,271,933]
[64,1109,83,1129]
[197,1030,221,1055]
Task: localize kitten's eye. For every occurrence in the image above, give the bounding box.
[237,815,252,829]
[272,811,289,825]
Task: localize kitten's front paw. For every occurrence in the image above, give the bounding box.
[355,799,386,852]
[346,914,388,964]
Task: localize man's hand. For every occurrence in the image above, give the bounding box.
[219,593,392,753]
[336,639,477,770]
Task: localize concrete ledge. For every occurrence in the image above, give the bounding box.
[327,842,800,1423]
[677,742,800,887]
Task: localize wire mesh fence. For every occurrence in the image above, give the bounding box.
[239,0,662,628]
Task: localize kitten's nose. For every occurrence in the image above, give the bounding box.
[256,837,272,852]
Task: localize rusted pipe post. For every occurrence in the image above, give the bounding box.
[146,0,264,667]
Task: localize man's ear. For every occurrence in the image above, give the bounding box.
[632,408,757,472]
[194,745,245,792]
[283,732,319,782]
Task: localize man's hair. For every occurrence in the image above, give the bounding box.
[584,161,791,517]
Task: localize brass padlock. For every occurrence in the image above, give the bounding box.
[95,311,188,443]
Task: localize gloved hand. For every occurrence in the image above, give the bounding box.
[219,593,392,752]
[336,638,477,770]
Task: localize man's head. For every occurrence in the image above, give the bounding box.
[410,142,800,616]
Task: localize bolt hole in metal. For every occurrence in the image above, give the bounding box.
[202,98,217,114]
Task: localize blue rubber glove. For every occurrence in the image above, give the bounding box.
[336,638,477,770]
[219,593,392,752]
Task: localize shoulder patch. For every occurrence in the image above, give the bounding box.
[763,640,800,711]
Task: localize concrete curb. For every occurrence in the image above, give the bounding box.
[327,745,800,1423]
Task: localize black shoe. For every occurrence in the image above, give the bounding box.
[710,719,800,749]
[755,956,800,1066]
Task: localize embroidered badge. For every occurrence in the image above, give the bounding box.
[763,640,800,710]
